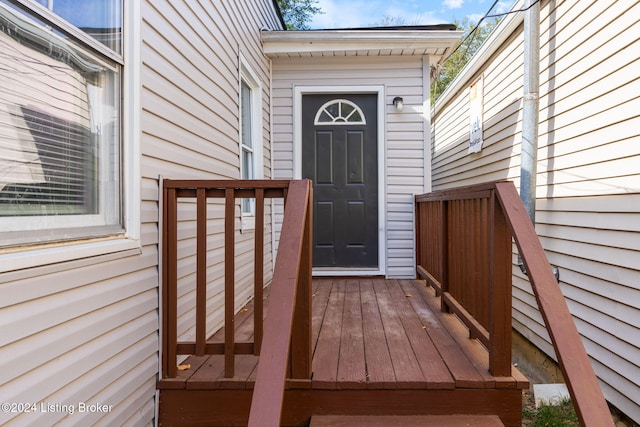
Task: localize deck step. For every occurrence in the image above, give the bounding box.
[309,414,505,427]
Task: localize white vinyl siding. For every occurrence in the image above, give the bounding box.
[431,0,640,422]
[272,55,431,278]
[141,0,278,349]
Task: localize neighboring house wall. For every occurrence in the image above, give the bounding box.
[272,55,432,278]
[431,0,640,422]
[0,1,281,426]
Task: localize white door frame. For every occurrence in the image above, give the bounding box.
[293,85,386,276]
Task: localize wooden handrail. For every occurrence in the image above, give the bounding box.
[248,179,312,427]
[493,181,613,427]
[415,180,614,427]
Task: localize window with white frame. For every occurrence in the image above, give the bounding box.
[239,59,262,222]
[0,0,123,248]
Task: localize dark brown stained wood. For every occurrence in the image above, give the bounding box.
[248,180,311,427]
[195,188,207,356]
[494,181,614,427]
[312,279,345,389]
[359,278,396,389]
[309,414,505,426]
[337,280,366,389]
[186,354,226,390]
[439,200,448,304]
[164,179,292,190]
[215,355,259,390]
[164,186,178,379]
[372,278,426,389]
[254,188,265,355]
[311,279,333,348]
[159,388,522,427]
[157,355,209,390]
[291,186,313,379]
[158,277,527,427]
[414,184,513,385]
[420,283,503,389]
[224,187,235,378]
[399,280,487,388]
[387,280,454,389]
[488,190,512,377]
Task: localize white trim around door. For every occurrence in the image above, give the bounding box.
[293,85,386,276]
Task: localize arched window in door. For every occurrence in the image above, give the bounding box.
[314,99,366,125]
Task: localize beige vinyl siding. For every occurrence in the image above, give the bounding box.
[0,250,158,426]
[141,0,280,346]
[431,0,640,422]
[272,55,430,278]
[0,1,282,425]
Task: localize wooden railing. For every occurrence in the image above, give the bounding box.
[161,179,312,401]
[415,180,614,427]
[415,181,512,376]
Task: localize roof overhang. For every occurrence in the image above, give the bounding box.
[262,29,463,65]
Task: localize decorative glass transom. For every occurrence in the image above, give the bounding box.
[314,99,366,125]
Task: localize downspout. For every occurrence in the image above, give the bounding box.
[520,0,540,224]
[519,0,560,280]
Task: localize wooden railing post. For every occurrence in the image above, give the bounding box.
[488,189,512,377]
[254,188,265,355]
[224,188,235,378]
[195,188,207,357]
[291,182,313,380]
[440,199,449,310]
[163,185,178,379]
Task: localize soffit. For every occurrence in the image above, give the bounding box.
[262,30,463,63]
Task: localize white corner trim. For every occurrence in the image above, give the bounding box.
[124,0,142,241]
[293,85,387,276]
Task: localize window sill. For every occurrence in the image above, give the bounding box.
[0,237,142,275]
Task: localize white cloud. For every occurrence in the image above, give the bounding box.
[310,0,379,28]
[443,0,464,8]
[495,1,514,14]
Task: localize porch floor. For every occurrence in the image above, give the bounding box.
[157,278,529,426]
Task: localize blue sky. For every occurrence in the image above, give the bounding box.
[309,0,516,29]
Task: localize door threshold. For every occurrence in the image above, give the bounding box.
[312,268,382,277]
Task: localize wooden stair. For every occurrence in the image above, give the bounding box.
[309,415,505,426]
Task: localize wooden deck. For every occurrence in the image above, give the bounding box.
[158,278,528,426]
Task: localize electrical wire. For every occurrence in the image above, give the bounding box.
[443,0,542,65]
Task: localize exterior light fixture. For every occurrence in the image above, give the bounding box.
[392,96,404,111]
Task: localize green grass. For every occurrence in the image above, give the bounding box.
[523,397,579,426]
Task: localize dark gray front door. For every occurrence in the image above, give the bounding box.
[302,94,378,268]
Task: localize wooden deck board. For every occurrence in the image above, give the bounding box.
[336,280,367,388]
[387,279,455,389]
[312,279,345,388]
[399,279,488,388]
[360,278,397,389]
[158,277,528,393]
[158,278,528,427]
[373,278,427,389]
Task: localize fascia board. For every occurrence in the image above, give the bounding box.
[262,30,463,56]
